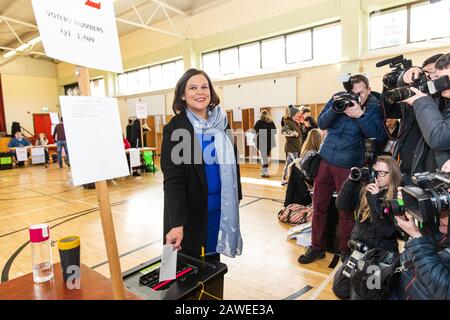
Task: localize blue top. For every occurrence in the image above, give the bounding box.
[318,93,386,168]
[8,137,31,148]
[195,132,221,254]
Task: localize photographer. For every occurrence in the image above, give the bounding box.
[400,53,450,175]
[298,75,386,264]
[391,165,450,300]
[383,54,443,181]
[332,156,401,299]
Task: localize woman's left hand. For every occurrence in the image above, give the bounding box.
[365,182,380,195]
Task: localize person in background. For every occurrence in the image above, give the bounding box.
[302,116,318,141]
[126,118,133,143]
[281,105,303,185]
[8,131,31,167]
[161,68,242,261]
[380,118,400,156]
[254,110,277,178]
[35,132,49,163]
[53,117,70,168]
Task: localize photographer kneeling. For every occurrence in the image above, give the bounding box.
[332,156,401,299]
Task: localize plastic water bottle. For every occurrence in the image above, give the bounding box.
[29,224,54,283]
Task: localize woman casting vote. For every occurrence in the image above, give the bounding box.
[161,69,243,260]
[332,155,401,299]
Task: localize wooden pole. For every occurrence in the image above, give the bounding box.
[76,65,125,300]
[140,118,144,148]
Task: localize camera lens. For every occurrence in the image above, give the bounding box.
[385,87,413,104]
[332,99,348,113]
[350,167,362,181]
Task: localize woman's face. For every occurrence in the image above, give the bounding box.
[373,161,390,189]
[183,74,211,115]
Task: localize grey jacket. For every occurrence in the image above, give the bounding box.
[410,95,450,175]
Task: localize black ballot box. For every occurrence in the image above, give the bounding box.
[122,253,227,300]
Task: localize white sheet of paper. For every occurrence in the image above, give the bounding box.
[159,245,177,282]
[50,113,60,125]
[59,96,129,186]
[296,229,312,247]
[15,148,28,162]
[129,148,141,168]
[135,102,148,119]
[31,147,45,164]
[31,0,123,73]
[232,107,242,122]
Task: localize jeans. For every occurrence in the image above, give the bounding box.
[57,140,69,168]
[311,160,354,254]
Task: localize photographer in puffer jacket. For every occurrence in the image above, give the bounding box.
[299,74,386,264]
[332,156,401,299]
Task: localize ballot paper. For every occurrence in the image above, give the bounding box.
[296,228,312,247]
[31,147,45,164]
[15,148,28,162]
[159,245,177,282]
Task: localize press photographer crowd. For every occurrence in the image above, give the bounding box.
[271,52,450,300]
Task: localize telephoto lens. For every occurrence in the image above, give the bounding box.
[350,167,373,183]
[385,87,413,104]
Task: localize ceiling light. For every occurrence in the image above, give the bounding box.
[16,43,31,51]
[3,50,17,58]
[28,36,41,45]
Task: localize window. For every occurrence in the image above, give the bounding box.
[410,0,450,42]
[220,47,239,75]
[201,21,341,79]
[239,42,260,73]
[261,36,285,69]
[370,0,450,50]
[286,30,312,63]
[116,59,183,95]
[90,78,105,97]
[313,23,342,61]
[202,52,220,78]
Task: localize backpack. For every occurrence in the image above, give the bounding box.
[350,248,400,300]
[278,204,313,225]
[299,150,321,180]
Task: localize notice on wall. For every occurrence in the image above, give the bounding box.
[31,0,123,73]
[135,102,148,119]
[59,96,129,186]
[16,148,28,162]
[50,112,60,125]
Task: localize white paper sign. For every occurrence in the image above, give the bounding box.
[31,147,46,164]
[135,102,148,119]
[59,96,129,186]
[129,148,141,168]
[31,0,123,73]
[50,113,60,125]
[159,244,177,282]
[16,148,28,162]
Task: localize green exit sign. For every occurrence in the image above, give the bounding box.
[42,107,49,112]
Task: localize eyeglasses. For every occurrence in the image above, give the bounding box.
[374,170,389,177]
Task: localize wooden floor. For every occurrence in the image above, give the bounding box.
[0,160,339,300]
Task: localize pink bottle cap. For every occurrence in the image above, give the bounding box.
[29,224,50,243]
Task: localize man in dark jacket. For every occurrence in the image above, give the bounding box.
[383,54,443,183]
[53,117,70,169]
[393,208,449,300]
[401,53,450,173]
[299,74,386,264]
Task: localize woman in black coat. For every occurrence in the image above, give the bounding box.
[332,155,402,299]
[161,68,242,260]
[254,110,276,177]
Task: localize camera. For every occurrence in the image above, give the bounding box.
[376,55,413,90]
[381,198,405,217]
[349,139,377,183]
[342,240,369,278]
[400,170,450,231]
[385,74,450,104]
[332,92,361,113]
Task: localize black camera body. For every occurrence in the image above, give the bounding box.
[342,240,369,278]
[349,138,377,183]
[401,170,450,232]
[376,55,413,90]
[385,74,450,104]
[332,92,361,113]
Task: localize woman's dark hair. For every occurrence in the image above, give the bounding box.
[172,68,220,114]
[422,53,443,68]
[304,116,317,128]
[435,53,450,70]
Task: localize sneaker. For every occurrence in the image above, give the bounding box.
[298,246,325,264]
